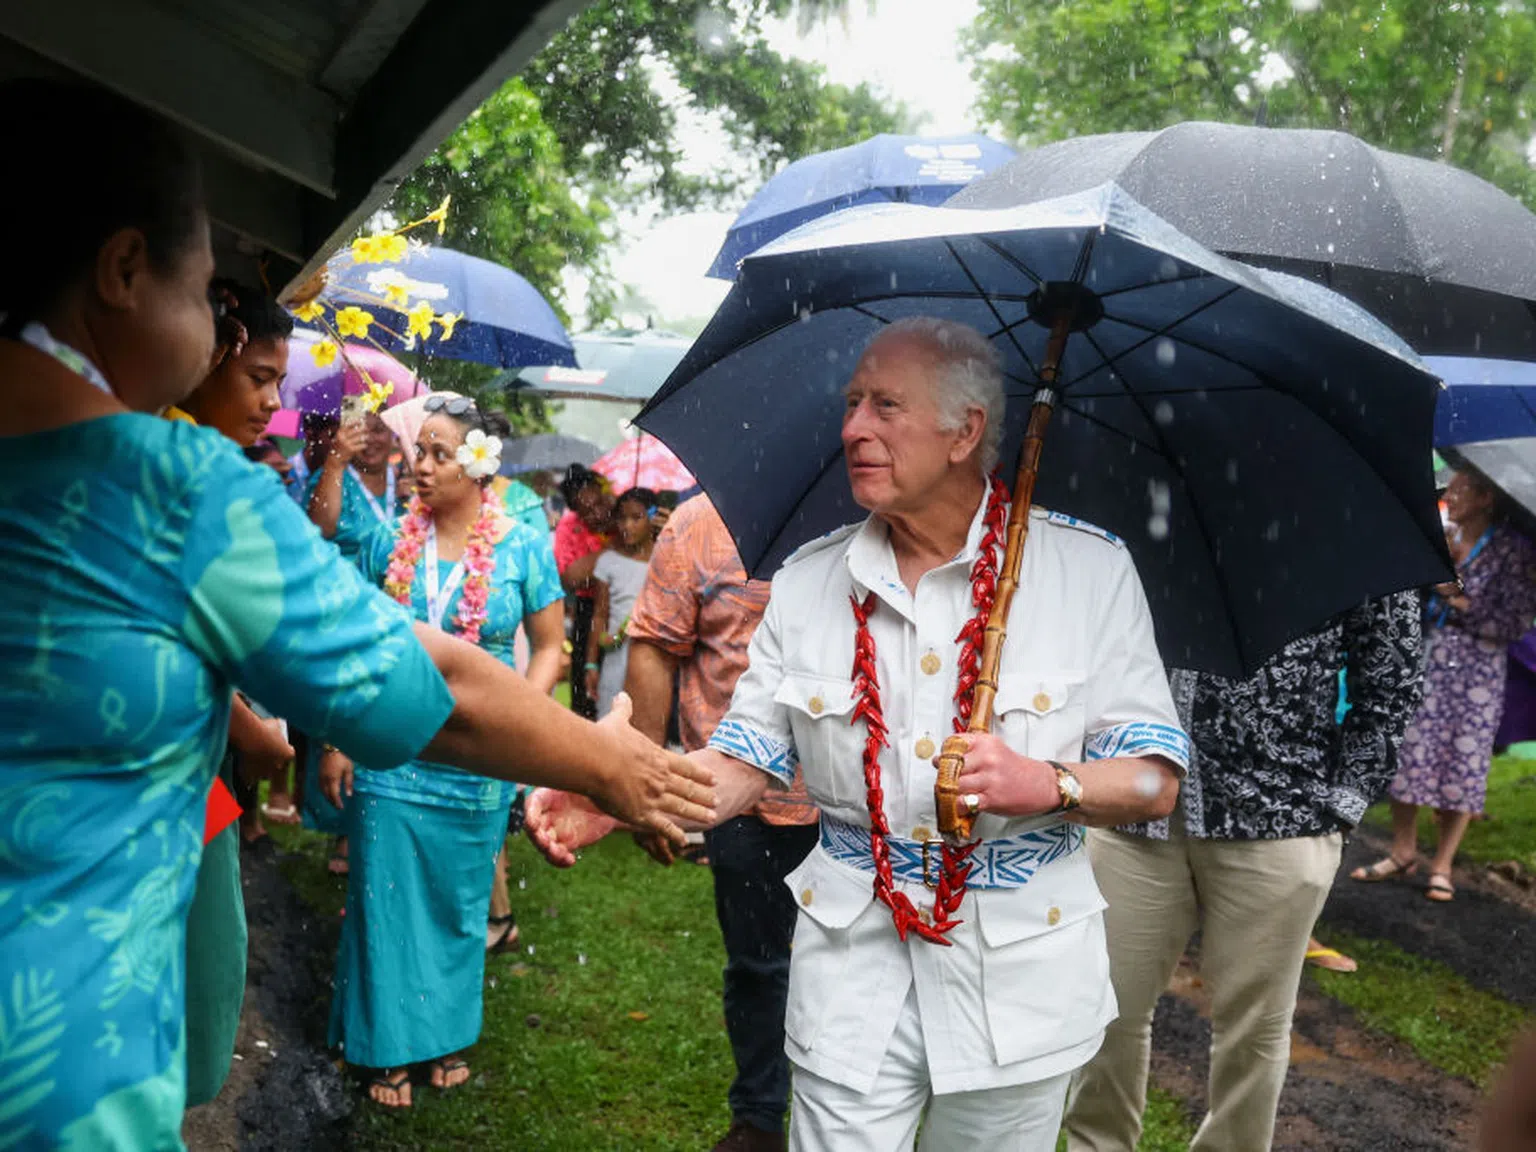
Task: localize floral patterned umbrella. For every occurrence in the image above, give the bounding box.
[592,432,696,493]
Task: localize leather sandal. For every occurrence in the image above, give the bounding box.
[1426,873,1456,902]
[1349,854,1417,882]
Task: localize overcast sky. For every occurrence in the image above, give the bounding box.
[593,0,985,329]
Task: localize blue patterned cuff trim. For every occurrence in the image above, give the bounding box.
[1086,721,1190,769]
[708,719,798,786]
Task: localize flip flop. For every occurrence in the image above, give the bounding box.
[1305,946,1358,973]
[261,801,301,825]
[430,1057,470,1090]
[486,913,520,954]
[368,1068,411,1108]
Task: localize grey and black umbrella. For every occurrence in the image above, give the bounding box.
[950,122,1536,358]
[497,433,601,476]
[639,185,1452,677]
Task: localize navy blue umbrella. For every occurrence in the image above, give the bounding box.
[323,245,577,370]
[706,133,1015,280]
[640,184,1452,677]
[1429,357,1536,448]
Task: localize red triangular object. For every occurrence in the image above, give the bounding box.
[204,776,243,844]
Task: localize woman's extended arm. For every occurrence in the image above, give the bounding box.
[412,624,713,840]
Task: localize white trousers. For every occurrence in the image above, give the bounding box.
[789,988,1071,1152]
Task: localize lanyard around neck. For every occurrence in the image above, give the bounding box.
[424,520,468,631]
[350,465,395,524]
[17,322,114,396]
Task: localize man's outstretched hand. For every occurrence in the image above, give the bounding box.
[525,788,618,867]
[528,693,716,866]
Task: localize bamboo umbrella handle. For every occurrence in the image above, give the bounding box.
[936,311,1074,842]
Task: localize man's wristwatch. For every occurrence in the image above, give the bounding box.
[1047,760,1083,812]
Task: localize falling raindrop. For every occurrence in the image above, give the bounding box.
[1155,339,1177,367]
[577,953,588,966]
[1154,400,1175,425]
[1148,513,1170,541]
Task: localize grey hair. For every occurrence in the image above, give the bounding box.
[866,317,1006,472]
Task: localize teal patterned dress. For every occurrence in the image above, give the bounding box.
[0,415,454,1150]
[298,464,399,836]
[327,511,562,1069]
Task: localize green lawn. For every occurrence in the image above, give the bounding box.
[1309,929,1532,1087]
[1363,754,1536,870]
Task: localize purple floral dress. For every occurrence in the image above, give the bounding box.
[1391,524,1536,813]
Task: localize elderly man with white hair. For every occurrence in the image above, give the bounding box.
[528,316,1188,1151]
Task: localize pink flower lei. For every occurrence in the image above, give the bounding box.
[384,486,503,645]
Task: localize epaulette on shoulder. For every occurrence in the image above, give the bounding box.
[1036,508,1125,549]
[780,521,861,569]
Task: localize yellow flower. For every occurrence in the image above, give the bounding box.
[407,301,435,340]
[349,235,383,264]
[436,311,463,340]
[426,194,452,236]
[335,306,374,339]
[292,299,325,323]
[311,339,339,368]
[382,282,411,308]
[376,234,409,262]
[362,375,395,414]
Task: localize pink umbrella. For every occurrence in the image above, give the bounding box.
[279,329,426,417]
[592,433,696,493]
[379,391,462,452]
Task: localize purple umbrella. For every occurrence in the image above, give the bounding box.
[279,329,426,417]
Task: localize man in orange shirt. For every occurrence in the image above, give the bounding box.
[625,494,816,1152]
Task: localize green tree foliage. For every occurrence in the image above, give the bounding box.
[967,0,1536,206]
[381,1,908,417]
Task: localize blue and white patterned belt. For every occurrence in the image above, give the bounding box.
[819,815,1084,890]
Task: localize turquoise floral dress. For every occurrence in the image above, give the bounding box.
[0,415,453,1150]
[327,510,561,1068]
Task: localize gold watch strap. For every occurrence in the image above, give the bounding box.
[1046,760,1081,811]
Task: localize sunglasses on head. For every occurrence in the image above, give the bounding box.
[424,394,477,417]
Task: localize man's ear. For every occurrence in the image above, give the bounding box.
[949,405,987,465]
[93,227,151,312]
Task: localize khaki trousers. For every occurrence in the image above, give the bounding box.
[1063,823,1341,1152]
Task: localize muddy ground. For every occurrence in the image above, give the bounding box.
[182,842,350,1151]
[185,831,1532,1151]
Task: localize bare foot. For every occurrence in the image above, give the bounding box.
[369,1069,411,1108]
[430,1056,471,1090]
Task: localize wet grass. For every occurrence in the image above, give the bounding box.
[1363,754,1536,871]
[1309,928,1531,1087]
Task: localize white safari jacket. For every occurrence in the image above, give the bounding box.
[709,494,1188,1095]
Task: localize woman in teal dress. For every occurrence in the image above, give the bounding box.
[0,80,710,1151]
[320,397,566,1108]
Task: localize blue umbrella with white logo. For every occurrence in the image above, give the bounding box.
[706,133,1015,280]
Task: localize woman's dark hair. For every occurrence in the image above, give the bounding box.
[0,80,205,330]
[615,487,657,511]
[559,463,605,506]
[213,279,293,347]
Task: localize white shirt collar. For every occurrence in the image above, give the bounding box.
[843,484,995,623]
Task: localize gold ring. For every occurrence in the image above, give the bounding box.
[963,792,981,816]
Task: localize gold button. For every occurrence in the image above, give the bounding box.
[808,696,825,715]
[911,825,933,842]
[918,907,932,925]
[914,737,936,760]
[920,653,942,676]
[801,888,815,907]
[1047,906,1062,926]
[1033,692,1053,713]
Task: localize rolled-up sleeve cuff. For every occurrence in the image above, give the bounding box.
[1327,786,1369,827]
[1086,721,1191,773]
[335,650,455,771]
[708,718,798,787]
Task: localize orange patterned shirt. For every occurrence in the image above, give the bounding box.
[627,495,816,826]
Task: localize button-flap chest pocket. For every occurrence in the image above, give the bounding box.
[994,672,1087,762]
[775,672,861,806]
